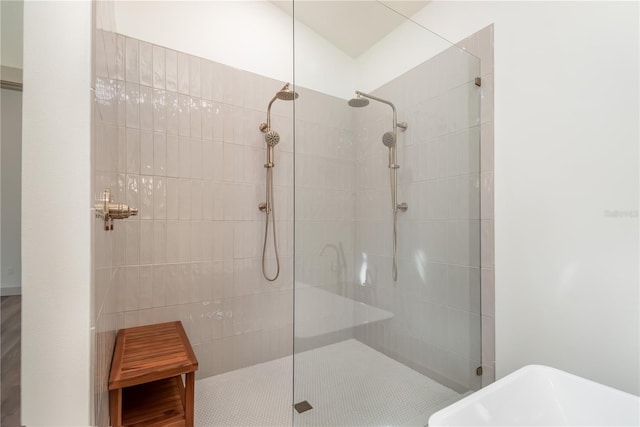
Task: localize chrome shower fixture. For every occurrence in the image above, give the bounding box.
[265,129,280,146]
[382,131,396,148]
[348,90,408,283]
[275,83,299,101]
[259,83,298,169]
[347,91,408,132]
[259,83,299,135]
[348,93,370,108]
[258,82,298,282]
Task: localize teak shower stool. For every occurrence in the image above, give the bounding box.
[108,321,199,427]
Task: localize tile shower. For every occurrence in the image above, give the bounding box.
[92,4,494,426]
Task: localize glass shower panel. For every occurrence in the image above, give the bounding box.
[293,2,481,426]
[94,2,299,426]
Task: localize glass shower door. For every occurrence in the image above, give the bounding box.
[292,2,482,425]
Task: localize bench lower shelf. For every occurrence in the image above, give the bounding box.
[109,322,198,427]
[119,377,187,427]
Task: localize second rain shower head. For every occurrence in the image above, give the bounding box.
[348,93,370,108]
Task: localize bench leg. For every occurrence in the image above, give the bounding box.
[185,372,195,427]
[109,388,122,427]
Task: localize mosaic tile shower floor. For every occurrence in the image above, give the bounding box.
[195,339,464,426]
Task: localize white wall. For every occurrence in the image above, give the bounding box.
[355,11,454,92]
[407,1,639,395]
[113,1,356,99]
[1,88,22,295]
[22,1,92,424]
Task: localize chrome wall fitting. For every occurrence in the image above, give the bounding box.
[397,203,408,212]
[95,189,138,231]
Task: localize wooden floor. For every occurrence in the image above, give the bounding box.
[1,296,20,427]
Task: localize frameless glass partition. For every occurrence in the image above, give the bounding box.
[292,2,482,425]
[93,2,298,425]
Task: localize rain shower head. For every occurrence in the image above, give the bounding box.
[382,131,396,147]
[348,93,370,108]
[276,83,299,101]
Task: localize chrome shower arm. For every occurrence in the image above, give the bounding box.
[355,90,398,131]
[265,95,278,129]
[354,90,407,133]
[356,91,400,169]
[265,83,295,130]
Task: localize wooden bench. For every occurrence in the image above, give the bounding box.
[109,321,199,426]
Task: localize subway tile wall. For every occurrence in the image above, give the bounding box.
[121,34,297,373]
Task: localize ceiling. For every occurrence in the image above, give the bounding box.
[270,1,429,58]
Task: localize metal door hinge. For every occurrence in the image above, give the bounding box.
[475,77,482,87]
[476,366,483,376]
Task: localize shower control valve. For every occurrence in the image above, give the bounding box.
[95,188,138,231]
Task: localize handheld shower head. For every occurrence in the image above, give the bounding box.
[265,130,280,146]
[348,93,370,108]
[382,131,396,147]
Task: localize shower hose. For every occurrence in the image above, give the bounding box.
[262,167,280,281]
[390,163,399,283]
